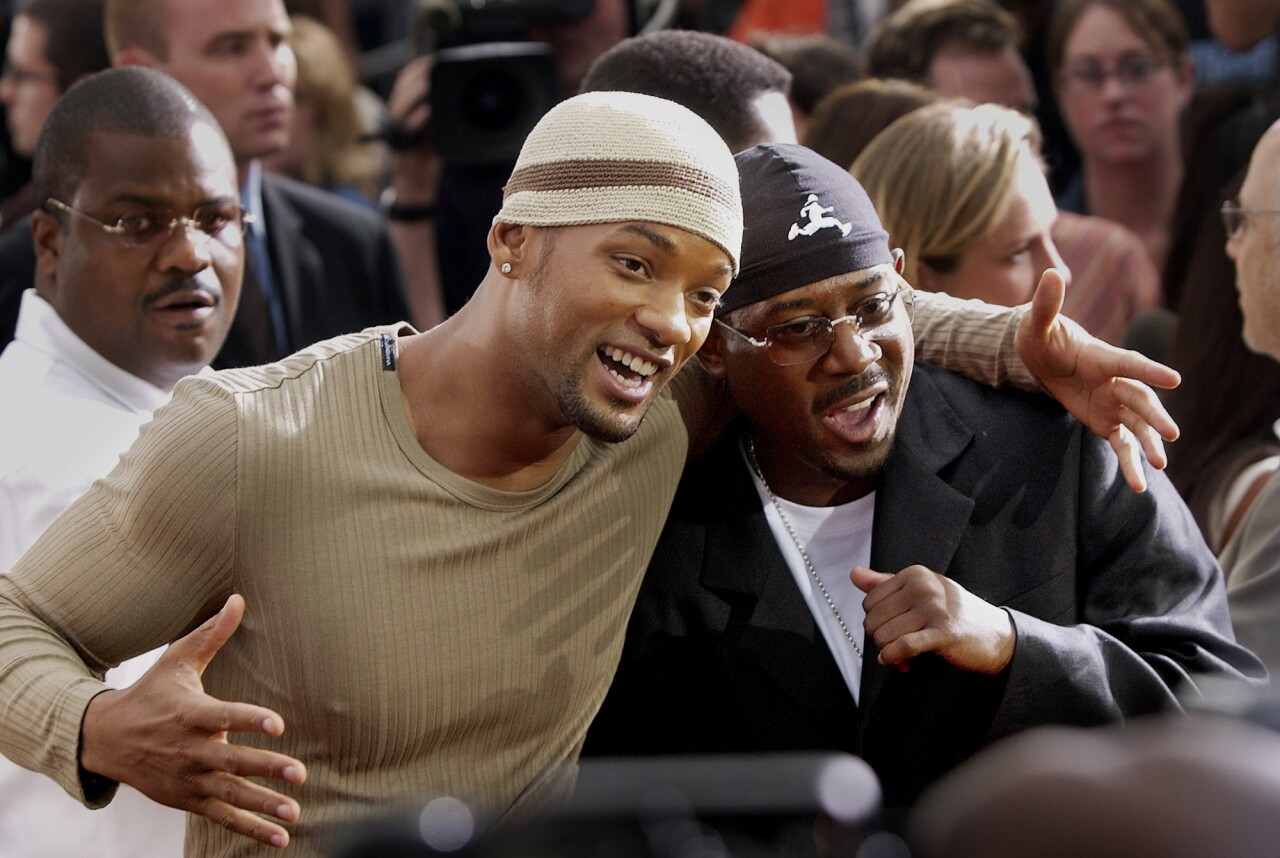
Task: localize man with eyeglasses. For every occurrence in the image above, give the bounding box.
[1210,120,1280,677]
[0,66,240,857]
[584,143,1262,811]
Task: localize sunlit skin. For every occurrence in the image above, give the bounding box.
[31,126,244,391]
[117,0,296,174]
[0,16,60,156]
[917,159,1069,306]
[1227,124,1280,360]
[396,220,733,490]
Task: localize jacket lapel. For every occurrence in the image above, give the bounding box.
[857,366,978,734]
[697,437,849,711]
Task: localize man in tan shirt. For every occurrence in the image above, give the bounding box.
[0,91,1181,856]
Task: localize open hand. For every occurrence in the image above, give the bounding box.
[1016,268,1180,492]
[79,595,306,849]
[851,566,1016,674]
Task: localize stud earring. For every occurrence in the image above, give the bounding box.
[501,262,513,274]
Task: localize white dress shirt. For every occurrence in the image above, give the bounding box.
[0,289,187,857]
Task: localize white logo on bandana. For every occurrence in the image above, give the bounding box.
[788,194,853,241]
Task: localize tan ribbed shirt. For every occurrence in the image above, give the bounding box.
[0,295,1024,857]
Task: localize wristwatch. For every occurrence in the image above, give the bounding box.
[380,188,437,222]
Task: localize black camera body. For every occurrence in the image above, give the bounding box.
[415,0,598,52]
[409,0,597,166]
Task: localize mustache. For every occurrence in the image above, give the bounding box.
[812,367,892,414]
[143,277,220,307]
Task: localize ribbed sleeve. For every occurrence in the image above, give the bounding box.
[0,327,690,857]
[911,289,1038,391]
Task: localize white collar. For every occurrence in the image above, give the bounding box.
[14,289,172,414]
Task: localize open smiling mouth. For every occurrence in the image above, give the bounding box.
[599,345,659,390]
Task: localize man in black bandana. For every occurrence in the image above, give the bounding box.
[584,143,1264,810]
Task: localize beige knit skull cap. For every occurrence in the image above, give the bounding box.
[494,91,743,274]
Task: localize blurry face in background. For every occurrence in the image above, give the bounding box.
[0,16,60,156]
[918,157,1068,306]
[527,0,630,97]
[927,44,1038,114]
[1227,127,1280,359]
[1054,3,1192,168]
[126,0,297,171]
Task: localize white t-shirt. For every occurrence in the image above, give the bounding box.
[744,446,875,703]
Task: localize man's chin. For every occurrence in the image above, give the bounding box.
[822,437,896,484]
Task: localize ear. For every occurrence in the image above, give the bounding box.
[487,221,530,276]
[696,321,730,380]
[915,258,941,293]
[891,247,905,275]
[114,45,162,70]
[31,209,63,294]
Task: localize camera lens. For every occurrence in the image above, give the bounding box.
[462,71,524,132]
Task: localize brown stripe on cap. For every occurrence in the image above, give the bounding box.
[503,159,738,210]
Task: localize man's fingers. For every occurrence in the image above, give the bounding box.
[192,795,294,850]
[1109,425,1147,493]
[1113,377,1179,441]
[193,770,301,822]
[850,565,892,595]
[183,697,291,741]
[167,595,245,677]
[1118,407,1169,470]
[1027,267,1067,336]
[867,609,927,651]
[878,629,944,669]
[1112,348,1181,391]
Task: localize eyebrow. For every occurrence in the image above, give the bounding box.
[619,224,734,278]
[101,192,239,209]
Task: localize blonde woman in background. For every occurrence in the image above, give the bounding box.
[853,101,1068,307]
[264,15,384,206]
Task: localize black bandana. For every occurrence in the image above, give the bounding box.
[719,143,893,316]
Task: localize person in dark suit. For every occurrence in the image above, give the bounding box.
[0,0,408,365]
[584,143,1264,810]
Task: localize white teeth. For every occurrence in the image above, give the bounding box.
[608,368,645,389]
[603,346,657,377]
[841,396,876,413]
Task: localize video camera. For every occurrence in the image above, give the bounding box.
[384,0,597,166]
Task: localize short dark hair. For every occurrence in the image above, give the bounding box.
[866,0,1022,83]
[18,0,111,91]
[581,30,792,153]
[34,66,225,206]
[748,32,863,117]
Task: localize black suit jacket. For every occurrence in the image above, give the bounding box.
[584,363,1264,808]
[0,174,409,367]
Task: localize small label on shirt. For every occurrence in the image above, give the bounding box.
[380,334,396,371]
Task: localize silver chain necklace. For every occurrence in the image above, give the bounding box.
[745,436,864,659]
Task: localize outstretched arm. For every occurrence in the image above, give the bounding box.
[912,269,1179,492]
[1015,269,1179,492]
[80,596,306,849]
